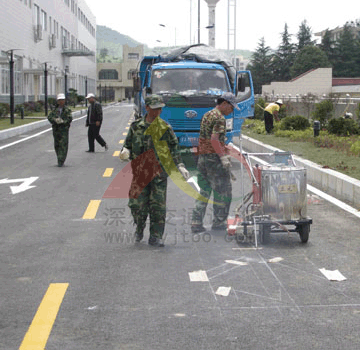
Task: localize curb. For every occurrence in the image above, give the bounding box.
[242,135,360,209]
[0,109,87,141]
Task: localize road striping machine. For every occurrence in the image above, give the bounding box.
[227,150,312,246]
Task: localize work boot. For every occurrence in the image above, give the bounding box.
[148,236,165,247]
[191,225,206,233]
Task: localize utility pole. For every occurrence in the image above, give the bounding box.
[198,0,200,44]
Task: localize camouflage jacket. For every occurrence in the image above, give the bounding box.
[124,116,183,178]
[198,107,226,156]
[48,106,73,127]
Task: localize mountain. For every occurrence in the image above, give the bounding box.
[96,25,253,62]
[96,25,148,62]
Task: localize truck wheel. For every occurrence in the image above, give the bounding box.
[261,225,271,244]
[298,224,310,243]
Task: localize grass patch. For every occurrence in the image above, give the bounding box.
[0,106,87,131]
[0,117,46,131]
[243,119,360,180]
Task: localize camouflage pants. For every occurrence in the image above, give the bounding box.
[192,154,232,226]
[128,176,167,239]
[52,125,69,165]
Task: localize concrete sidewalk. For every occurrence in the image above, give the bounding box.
[241,135,360,210]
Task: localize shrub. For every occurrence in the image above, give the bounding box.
[350,140,360,156]
[327,118,360,136]
[0,102,10,117]
[280,115,310,131]
[312,99,333,128]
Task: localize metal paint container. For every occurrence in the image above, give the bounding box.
[260,165,307,221]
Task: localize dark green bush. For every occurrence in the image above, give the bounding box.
[0,102,10,117]
[327,118,360,136]
[280,115,310,131]
[312,100,333,127]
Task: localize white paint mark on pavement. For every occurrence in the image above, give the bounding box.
[268,257,284,263]
[225,260,248,266]
[319,268,347,281]
[188,270,209,282]
[0,176,38,194]
[215,286,231,296]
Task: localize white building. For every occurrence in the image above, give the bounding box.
[0,0,96,105]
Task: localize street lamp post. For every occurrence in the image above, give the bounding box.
[85,76,88,107]
[8,50,15,124]
[64,65,69,99]
[5,49,22,124]
[44,62,48,116]
[193,25,214,45]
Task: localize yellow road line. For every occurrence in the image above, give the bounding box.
[19,283,69,350]
[103,168,113,177]
[113,151,120,157]
[122,132,127,135]
[82,200,101,219]
[119,140,124,144]
[125,126,129,129]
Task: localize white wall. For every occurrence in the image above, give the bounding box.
[262,68,333,97]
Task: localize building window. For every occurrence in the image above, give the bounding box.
[41,10,47,31]
[34,4,40,26]
[128,53,139,60]
[99,69,118,80]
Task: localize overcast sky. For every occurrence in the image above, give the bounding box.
[85,0,358,51]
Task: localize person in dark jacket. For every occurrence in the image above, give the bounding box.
[85,93,108,152]
[47,93,72,167]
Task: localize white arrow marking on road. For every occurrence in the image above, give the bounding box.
[0,177,39,194]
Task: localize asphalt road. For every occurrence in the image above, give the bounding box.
[1,102,360,350]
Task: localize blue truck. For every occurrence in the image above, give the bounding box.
[133,44,254,149]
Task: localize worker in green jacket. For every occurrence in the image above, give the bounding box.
[47,93,72,167]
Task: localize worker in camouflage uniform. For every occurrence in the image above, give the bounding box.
[120,95,189,247]
[47,93,73,167]
[191,92,239,233]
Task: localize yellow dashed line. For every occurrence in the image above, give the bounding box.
[122,132,127,135]
[119,140,124,144]
[19,283,69,350]
[103,168,114,177]
[113,151,120,157]
[82,200,101,219]
[125,126,129,129]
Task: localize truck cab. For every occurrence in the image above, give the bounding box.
[133,45,254,148]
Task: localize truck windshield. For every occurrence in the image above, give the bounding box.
[151,69,230,96]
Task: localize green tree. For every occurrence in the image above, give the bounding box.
[247,38,273,94]
[290,46,331,78]
[297,20,315,51]
[332,22,359,77]
[272,23,296,81]
[99,48,109,62]
[319,29,335,63]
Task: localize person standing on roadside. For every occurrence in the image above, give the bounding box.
[47,93,72,167]
[120,95,190,247]
[85,93,108,152]
[264,99,283,134]
[191,92,239,233]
